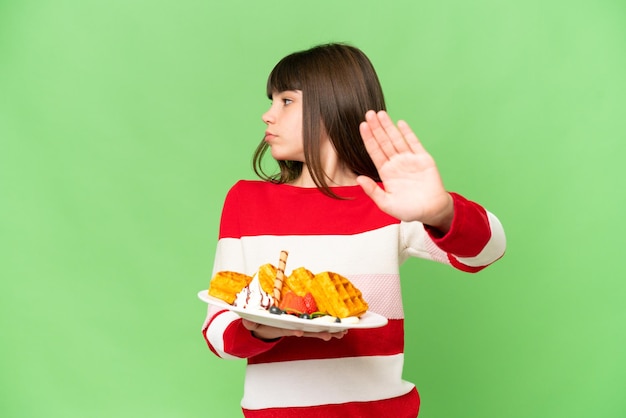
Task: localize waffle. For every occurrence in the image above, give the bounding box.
[257,263,277,295]
[208,271,252,304]
[282,267,315,297]
[282,268,368,318]
[311,271,368,318]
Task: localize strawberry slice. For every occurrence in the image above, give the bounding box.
[303,293,318,314]
[279,291,308,315]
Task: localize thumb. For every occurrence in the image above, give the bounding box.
[241,319,259,331]
[356,175,387,207]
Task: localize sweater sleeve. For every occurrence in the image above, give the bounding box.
[201,182,282,359]
[202,307,281,359]
[401,192,506,272]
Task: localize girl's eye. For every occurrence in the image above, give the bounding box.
[282,98,293,106]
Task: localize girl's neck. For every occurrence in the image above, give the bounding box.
[291,164,358,188]
[289,136,359,188]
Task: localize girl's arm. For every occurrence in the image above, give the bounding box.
[358,110,505,270]
[201,184,283,359]
[400,192,506,273]
[202,304,282,359]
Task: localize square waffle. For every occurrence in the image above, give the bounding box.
[311,271,368,318]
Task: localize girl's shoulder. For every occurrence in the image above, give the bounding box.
[231,179,276,190]
[228,179,286,196]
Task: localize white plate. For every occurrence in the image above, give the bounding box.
[198,291,388,333]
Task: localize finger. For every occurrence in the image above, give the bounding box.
[359,120,388,169]
[301,330,348,340]
[374,111,412,154]
[357,175,389,212]
[397,120,426,154]
[287,329,305,337]
[241,319,258,331]
[309,332,332,341]
[363,111,397,158]
[243,320,305,339]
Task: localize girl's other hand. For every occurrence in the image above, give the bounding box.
[242,319,348,341]
[357,110,454,233]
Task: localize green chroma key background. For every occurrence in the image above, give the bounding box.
[1,0,625,417]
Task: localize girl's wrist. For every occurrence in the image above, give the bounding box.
[423,194,454,234]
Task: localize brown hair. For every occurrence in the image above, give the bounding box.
[252,43,386,198]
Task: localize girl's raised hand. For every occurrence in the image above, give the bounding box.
[357,110,454,232]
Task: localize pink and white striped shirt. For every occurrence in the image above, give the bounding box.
[202,180,506,417]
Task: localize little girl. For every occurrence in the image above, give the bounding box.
[202,43,506,418]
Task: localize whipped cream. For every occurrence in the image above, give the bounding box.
[233,273,273,310]
[310,315,360,324]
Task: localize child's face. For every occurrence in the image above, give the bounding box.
[262,90,304,162]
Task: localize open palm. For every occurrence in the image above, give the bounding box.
[357,110,454,231]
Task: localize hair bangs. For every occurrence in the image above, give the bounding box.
[266,54,304,97]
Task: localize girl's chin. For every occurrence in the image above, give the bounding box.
[270,150,304,162]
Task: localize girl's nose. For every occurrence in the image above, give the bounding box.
[262,106,275,125]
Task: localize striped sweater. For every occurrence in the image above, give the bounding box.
[202,180,506,417]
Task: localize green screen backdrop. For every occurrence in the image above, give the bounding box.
[1,1,625,417]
